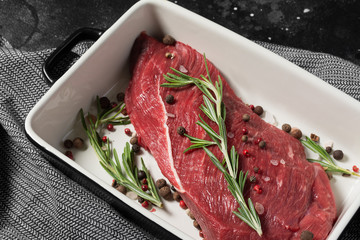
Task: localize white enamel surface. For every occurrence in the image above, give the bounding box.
[25,0,360,239]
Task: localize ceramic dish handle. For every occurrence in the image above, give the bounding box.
[42,27,104,84]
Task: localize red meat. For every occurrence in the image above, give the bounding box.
[125,32,336,240]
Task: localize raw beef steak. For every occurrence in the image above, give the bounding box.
[125,32,336,240]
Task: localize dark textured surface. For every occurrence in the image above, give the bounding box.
[0,0,360,66]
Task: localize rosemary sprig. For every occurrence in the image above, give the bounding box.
[301,136,360,177]
[94,96,130,129]
[79,100,163,207]
[161,55,262,236]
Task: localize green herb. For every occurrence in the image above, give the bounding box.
[301,136,360,177]
[79,98,162,207]
[161,55,262,236]
[94,96,130,129]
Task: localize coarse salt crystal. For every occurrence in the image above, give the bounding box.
[270,159,279,166]
[166,113,176,118]
[255,202,264,215]
[263,111,277,126]
[280,159,286,165]
[263,176,270,182]
[179,65,188,73]
[227,132,234,138]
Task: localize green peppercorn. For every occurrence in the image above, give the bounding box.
[177,126,186,135]
[249,176,256,182]
[333,150,344,160]
[165,94,175,104]
[242,114,250,122]
[241,135,248,142]
[259,140,266,149]
[254,167,259,173]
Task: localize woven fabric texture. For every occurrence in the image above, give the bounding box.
[0,41,154,240]
[0,36,359,240]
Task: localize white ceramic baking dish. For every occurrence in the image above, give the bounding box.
[25,0,360,239]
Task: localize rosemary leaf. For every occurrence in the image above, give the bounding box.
[79,99,163,207]
[301,136,360,177]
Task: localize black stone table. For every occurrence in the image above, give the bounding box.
[1,0,359,66]
[1,0,359,239]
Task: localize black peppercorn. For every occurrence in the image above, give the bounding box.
[193,220,201,230]
[188,211,195,220]
[333,150,344,160]
[137,196,145,203]
[156,179,167,189]
[116,185,127,194]
[325,146,332,153]
[173,192,181,201]
[326,171,333,180]
[73,137,84,149]
[130,137,138,145]
[254,106,263,116]
[259,140,266,149]
[64,139,73,149]
[282,123,291,133]
[242,114,250,122]
[171,185,177,192]
[117,92,125,102]
[254,166,259,173]
[165,94,175,104]
[290,128,302,140]
[132,144,140,153]
[159,186,171,198]
[137,170,146,180]
[177,126,186,135]
[99,96,110,109]
[310,133,319,142]
[162,35,176,45]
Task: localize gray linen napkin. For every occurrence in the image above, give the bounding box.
[0,35,359,240]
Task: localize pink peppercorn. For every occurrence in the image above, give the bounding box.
[125,128,131,136]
